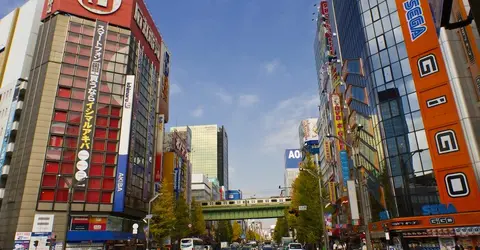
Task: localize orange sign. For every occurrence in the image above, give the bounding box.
[42,0,135,29]
[394,0,479,212]
[324,140,332,163]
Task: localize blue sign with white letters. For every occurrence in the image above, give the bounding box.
[403,0,427,41]
[340,150,349,186]
[285,149,302,169]
[422,203,457,215]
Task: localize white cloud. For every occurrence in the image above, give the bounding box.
[191,106,204,118]
[238,94,259,107]
[264,59,281,74]
[170,83,182,95]
[262,94,319,152]
[215,91,233,104]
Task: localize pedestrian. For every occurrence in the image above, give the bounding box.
[455,240,464,250]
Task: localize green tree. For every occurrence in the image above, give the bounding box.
[172,194,191,242]
[232,221,242,242]
[273,217,289,244]
[150,182,176,244]
[190,198,206,236]
[216,221,233,242]
[290,153,327,245]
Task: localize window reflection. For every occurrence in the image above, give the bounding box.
[385,31,395,48]
[400,58,412,75]
[408,92,420,111]
[390,12,401,28]
[416,130,429,150]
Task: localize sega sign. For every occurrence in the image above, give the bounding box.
[285,149,302,169]
[422,204,457,216]
[403,0,427,41]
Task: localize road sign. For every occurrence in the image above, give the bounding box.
[241,234,246,239]
[145,214,153,220]
[299,205,307,211]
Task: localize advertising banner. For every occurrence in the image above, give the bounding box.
[340,150,349,186]
[299,119,319,145]
[73,20,107,186]
[155,114,165,183]
[71,217,89,231]
[284,149,302,169]
[347,180,360,220]
[331,94,345,151]
[32,214,54,233]
[88,217,107,231]
[394,0,479,212]
[324,140,332,163]
[173,132,188,160]
[0,81,20,174]
[113,75,135,212]
[328,181,336,202]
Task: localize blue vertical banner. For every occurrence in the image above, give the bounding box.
[340,150,349,186]
[113,75,135,212]
[0,81,20,173]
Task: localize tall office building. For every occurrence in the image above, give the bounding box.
[170,124,229,190]
[284,149,302,196]
[322,0,480,246]
[0,0,43,205]
[0,0,170,248]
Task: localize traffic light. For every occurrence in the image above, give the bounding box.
[33,240,39,247]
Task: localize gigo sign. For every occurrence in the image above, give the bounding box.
[78,0,122,15]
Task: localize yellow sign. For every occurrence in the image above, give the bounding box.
[331,93,345,151]
[328,182,336,203]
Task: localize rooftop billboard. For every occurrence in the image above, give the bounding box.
[285,149,302,169]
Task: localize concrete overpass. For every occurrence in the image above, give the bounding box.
[200,197,291,221]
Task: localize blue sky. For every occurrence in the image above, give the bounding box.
[1,0,321,226]
[150,0,320,197]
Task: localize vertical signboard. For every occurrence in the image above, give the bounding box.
[347,180,360,220]
[324,140,332,163]
[394,0,479,212]
[328,181,336,202]
[331,93,345,151]
[0,81,20,173]
[73,20,107,185]
[340,150,349,186]
[154,114,165,194]
[113,75,135,212]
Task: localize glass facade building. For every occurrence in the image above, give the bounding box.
[329,0,439,220]
[171,124,229,190]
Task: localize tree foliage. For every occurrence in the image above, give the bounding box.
[232,221,243,242]
[273,217,289,244]
[172,194,191,241]
[290,154,328,244]
[190,197,207,236]
[246,229,261,241]
[151,182,176,244]
[216,221,233,242]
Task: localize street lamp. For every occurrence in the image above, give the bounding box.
[57,174,88,250]
[298,166,330,250]
[326,128,373,250]
[146,193,161,250]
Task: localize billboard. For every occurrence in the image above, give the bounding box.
[73,20,107,186]
[331,93,346,151]
[340,150,349,186]
[0,81,20,174]
[284,149,302,169]
[113,75,135,212]
[131,0,162,68]
[299,118,319,145]
[158,42,170,122]
[42,0,134,29]
[394,0,479,212]
[154,114,165,193]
